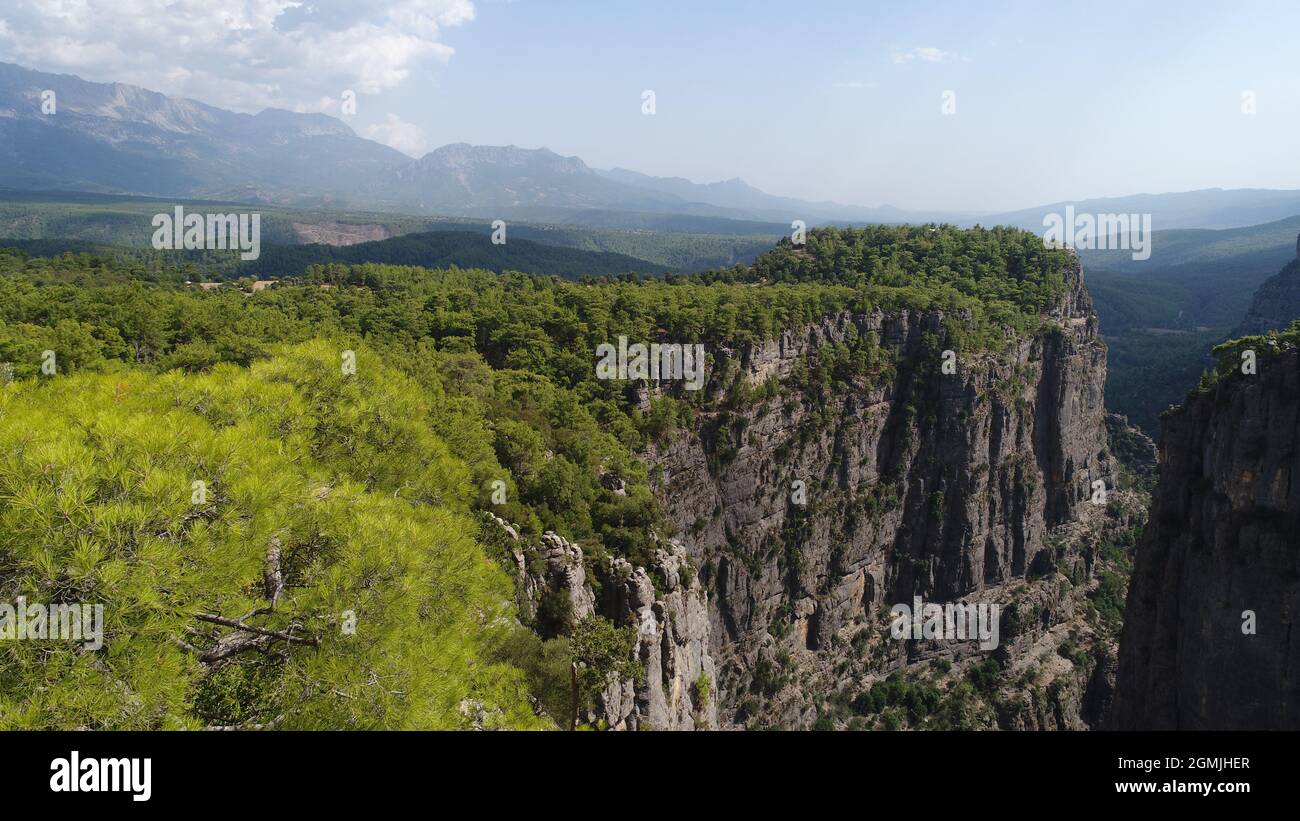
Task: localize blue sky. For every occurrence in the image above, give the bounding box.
[3,0,1299,211]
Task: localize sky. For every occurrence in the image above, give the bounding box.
[1,0,1298,212]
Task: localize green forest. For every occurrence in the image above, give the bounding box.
[0,226,1077,729]
[0,191,781,275]
[241,230,671,279]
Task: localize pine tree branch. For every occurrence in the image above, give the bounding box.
[194,612,319,647]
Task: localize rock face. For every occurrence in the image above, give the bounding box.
[494,257,1124,730]
[597,544,719,730]
[642,257,1117,726]
[1112,346,1300,729]
[1237,234,1300,335]
[490,515,595,636]
[1105,413,1158,482]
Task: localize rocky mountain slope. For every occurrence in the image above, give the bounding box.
[0,63,408,203]
[1237,233,1300,335]
[383,143,728,218]
[1112,339,1300,729]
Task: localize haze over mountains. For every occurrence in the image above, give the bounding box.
[3,61,1298,233]
[983,189,1300,232]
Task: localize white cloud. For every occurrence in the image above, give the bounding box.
[892,47,956,64]
[365,113,428,156]
[0,0,476,112]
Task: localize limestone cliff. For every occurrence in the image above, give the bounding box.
[1112,345,1300,729]
[638,256,1123,727]
[494,256,1128,730]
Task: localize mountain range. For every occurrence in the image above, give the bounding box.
[0,62,905,223]
[3,61,1299,232]
[981,188,1300,232]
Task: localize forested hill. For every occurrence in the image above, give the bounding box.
[1237,236,1300,335]
[706,225,1074,341]
[0,224,1082,730]
[242,230,671,279]
[0,230,674,282]
[719,224,1069,301]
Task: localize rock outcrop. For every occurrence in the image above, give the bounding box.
[291,222,394,246]
[488,514,715,730]
[491,514,595,635]
[1112,345,1300,729]
[596,544,719,730]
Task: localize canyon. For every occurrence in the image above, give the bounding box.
[498,255,1155,729]
[502,239,1300,730]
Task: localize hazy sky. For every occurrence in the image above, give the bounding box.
[2,0,1298,211]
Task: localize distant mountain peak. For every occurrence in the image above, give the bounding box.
[0,61,407,202]
[423,142,584,165]
[250,108,356,138]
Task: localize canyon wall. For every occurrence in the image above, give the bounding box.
[635,258,1122,727]
[499,258,1131,729]
[1112,346,1300,729]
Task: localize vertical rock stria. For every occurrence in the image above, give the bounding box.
[1112,346,1300,729]
[638,257,1120,727]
